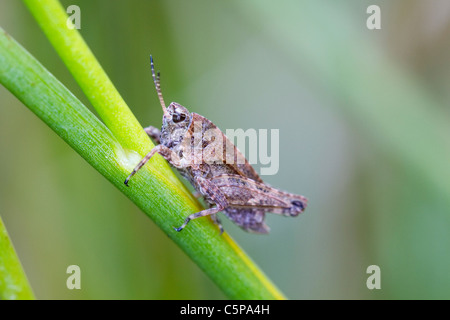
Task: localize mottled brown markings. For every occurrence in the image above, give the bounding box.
[125,56,308,233]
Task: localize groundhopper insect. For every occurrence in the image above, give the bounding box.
[125,56,307,233]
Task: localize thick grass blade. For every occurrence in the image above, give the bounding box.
[0,216,35,300]
[0,23,284,299]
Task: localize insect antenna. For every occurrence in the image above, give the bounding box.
[150,55,169,116]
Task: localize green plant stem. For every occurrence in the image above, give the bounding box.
[0,25,284,300]
[22,0,190,207]
[22,0,150,157]
[0,216,35,300]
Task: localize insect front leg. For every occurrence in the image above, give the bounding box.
[124,144,177,186]
[174,176,228,232]
[144,126,161,144]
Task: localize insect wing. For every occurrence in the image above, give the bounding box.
[190,113,264,183]
[210,174,307,216]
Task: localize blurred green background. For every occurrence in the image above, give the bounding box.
[1,0,450,299]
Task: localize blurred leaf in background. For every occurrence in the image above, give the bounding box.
[1,0,450,299]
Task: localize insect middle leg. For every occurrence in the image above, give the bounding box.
[211,213,224,235]
[174,176,228,232]
[174,206,224,232]
[144,126,161,144]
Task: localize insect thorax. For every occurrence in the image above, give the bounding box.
[159,118,191,148]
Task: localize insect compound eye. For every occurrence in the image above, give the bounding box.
[172,113,187,123]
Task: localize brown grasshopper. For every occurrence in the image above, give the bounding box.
[124,56,307,234]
